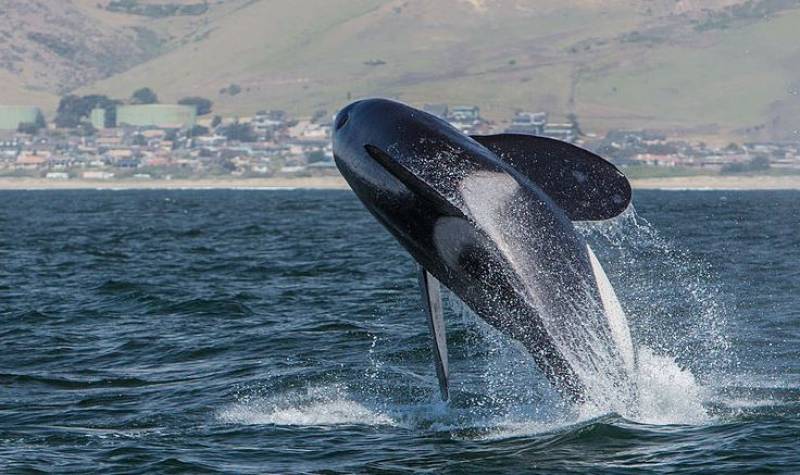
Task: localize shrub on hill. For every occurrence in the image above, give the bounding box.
[131,87,159,105]
[178,97,213,115]
[106,1,209,18]
[219,84,241,96]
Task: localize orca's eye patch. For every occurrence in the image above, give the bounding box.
[335,111,349,130]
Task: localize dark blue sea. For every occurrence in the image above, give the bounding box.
[1,189,798,474]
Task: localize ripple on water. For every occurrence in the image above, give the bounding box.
[1,189,798,474]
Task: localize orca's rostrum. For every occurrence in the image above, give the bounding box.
[332,98,637,405]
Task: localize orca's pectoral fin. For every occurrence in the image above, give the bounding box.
[418,266,449,401]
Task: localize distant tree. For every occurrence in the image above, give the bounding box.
[178,96,213,115]
[55,94,118,128]
[104,101,119,127]
[724,142,743,153]
[164,129,178,142]
[131,134,147,146]
[210,115,222,128]
[306,150,328,163]
[220,121,257,142]
[219,84,242,96]
[188,125,210,137]
[566,112,584,137]
[17,122,40,135]
[220,159,237,172]
[131,87,159,104]
[55,95,86,128]
[75,120,97,137]
[750,155,770,171]
[16,110,47,135]
[34,111,46,130]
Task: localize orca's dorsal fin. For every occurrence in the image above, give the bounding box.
[418,266,449,401]
[471,134,631,221]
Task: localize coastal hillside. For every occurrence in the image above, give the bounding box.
[2,0,799,139]
[0,0,246,102]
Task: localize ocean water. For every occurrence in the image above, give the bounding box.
[0,189,798,474]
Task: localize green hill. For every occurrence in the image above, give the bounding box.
[2,0,799,140]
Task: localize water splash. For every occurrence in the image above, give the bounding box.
[634,346,710,425]
[577,207,730,422]
[222,206,731,433]
[577,207,732,379]
[217,385,396,427]
[438,206,728,426]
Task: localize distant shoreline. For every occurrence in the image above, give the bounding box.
[630,175,800,190]
[2,175,800,191]
[0,176,351,190]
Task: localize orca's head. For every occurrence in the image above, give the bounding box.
[333,99,496,223]
[333,99,416,202]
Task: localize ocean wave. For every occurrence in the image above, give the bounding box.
[159,298,255,317]
[0,372,153,390]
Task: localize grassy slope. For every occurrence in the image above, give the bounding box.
[3,0,798,139]
[82,1,644,116]
[576,8,800,138]
[81,0,392,115]
[0,71,58,108]
[0,0,251,112]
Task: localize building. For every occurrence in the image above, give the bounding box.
[116,105,197,129]
[16,151,50,168]
[447,105,482,134]
[448,105,480,124]
[251,110,288,138]
[90,108,107,129]
[506,112,548,135]
[631,153,681,167]
[0,106,43,130]
[83,171,115,179]
[606,130,667,147]
[543,123,578,143]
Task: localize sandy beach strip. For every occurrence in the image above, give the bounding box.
[0,176,351,190]
[630,175,800,190]
[1,175,800,191]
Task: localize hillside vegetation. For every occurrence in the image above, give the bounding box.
[2,0,799,140]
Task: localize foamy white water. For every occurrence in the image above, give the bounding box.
[218,386,396,427]
[633,346,710,424]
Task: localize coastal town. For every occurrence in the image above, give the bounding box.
[2,90,799,183]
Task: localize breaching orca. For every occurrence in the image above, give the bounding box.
[332,98,636,405]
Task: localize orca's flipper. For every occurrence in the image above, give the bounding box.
[418,266,449,401]
[471,134,631,221]
[364,144,463,218]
